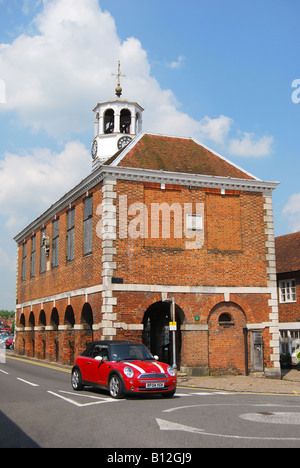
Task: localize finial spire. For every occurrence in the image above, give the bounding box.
[112,60,126,97]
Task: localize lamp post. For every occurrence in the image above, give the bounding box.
[163,297,177,370]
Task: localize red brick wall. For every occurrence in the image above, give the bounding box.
[16,183,103,305]
[114,182,268,287]
[278,273,300,322]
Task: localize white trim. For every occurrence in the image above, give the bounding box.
[16,283,275,311]
[279,322,300,330]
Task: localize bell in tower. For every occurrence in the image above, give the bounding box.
[91,61,144,170]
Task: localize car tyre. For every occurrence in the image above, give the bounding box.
[71,368,84,391]
[109,374,124,399]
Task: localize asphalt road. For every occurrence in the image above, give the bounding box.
[1,351,300,450]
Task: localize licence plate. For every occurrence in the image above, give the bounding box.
[146,382,165,389]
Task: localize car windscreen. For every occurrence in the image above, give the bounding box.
[109,344,154,361]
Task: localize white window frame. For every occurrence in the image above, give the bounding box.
[186,214,203,231]
[279,279,297,303]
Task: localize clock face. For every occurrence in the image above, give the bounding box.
[91,140,98,159]
[118,136,132,150]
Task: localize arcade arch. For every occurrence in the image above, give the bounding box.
[142,301,184,368]
[208,302,247,375]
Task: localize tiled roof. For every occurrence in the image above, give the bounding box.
[275,231,300,273]
[105,133,256,180]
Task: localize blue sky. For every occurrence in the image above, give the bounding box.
[0,0,299,310]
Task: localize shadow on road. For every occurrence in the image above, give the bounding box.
[0,410,40,448]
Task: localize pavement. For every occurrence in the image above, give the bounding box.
[177,368,300,395]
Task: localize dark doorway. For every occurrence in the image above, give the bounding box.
[142,301,183,368]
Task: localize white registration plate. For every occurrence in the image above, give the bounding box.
[146,382,165,389]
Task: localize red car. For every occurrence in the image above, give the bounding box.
[71,340,177,399]
[5,337,14,349]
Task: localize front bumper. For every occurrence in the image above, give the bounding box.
[123,377,177,394]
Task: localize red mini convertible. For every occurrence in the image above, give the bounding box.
[71,341,177,399]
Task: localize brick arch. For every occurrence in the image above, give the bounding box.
[38,310,46,327]
[64,305,75,328]
[80,303,93,329]
[19,313,25,329]
[28,311,35,328]
[208,302,247,375]
[50,307,59,330]
[142,300,185,368]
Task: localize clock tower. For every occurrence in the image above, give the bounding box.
[91,61,144,170]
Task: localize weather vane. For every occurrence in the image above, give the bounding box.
[112,60,126,97]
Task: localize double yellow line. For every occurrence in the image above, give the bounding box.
[5,354,71,374]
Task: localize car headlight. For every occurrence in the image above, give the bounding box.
[167,366,176,377]
[123,366,134,378]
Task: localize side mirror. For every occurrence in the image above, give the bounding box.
[95,356,103,362]
[154,355,159,361]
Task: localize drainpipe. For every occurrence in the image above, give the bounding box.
[243,327,249,376]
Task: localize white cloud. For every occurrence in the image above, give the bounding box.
[0,78,5,104]
[0,141,89,231]
[197,115,233,145]
[228,132,273,158]
[0,0,236,146]
[167,55,185,69]
[283,193,300,232]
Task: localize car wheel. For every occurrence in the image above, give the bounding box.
[71,368,84,391]
[109,374,124,399]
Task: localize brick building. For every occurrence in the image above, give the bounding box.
[14,84,281,378]
[275,232,300,356]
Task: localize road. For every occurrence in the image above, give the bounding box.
[1,351,300,450]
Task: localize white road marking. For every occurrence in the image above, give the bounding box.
[0,369,9,375]
[47,390,122,407]
[156,418,205,434]
[240,412,300,425]
[17,378,39,387]
[156,417,300,441]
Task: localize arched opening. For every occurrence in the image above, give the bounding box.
[38,310,46,328]
[120,109,131,134]
[50,308,59,331]
[208,302,247,375]
[19,313,25,330]
[28,311,35,329]
[64,305,75,328]
[142,301,184,369]
[81,303,93,329]
[218,313,232,323]
[80,303,94,347]
[104,109,114,134]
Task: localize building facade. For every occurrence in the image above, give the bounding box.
[275,232,300,357]
[14,87,281,378]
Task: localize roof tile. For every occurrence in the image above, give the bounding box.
[275,231,300,273]
[106,133,255,180]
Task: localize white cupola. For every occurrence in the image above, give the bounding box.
[91,61,144,170]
